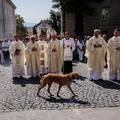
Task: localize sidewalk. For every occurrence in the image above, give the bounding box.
[0,107,120,120]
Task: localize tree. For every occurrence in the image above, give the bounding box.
[49,10,61,34]
[16,14,28,37]
[52,0,104,37]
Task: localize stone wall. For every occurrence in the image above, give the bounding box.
[64,12,75,37]
[84,0,120,37]
[63,0,120,38]
[0,0,4,41]
[0,0,16,41]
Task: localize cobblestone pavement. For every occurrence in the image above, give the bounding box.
[0,63,120,113]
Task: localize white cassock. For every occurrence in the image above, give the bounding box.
[25,41,40,77]
[37,40,48,74]
[107,36,120,80]
[48,39,63,73]
[86,36,107,80]
[62,38,75,74]
[9,40,25,78]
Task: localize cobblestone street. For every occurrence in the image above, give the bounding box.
[0,63,120,113]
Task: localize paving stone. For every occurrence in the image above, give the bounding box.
[0,63,120,113]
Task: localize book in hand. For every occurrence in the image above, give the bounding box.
[32,47,37,52]
[15,49,21,55]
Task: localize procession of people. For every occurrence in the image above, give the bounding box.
[0,28,120,81]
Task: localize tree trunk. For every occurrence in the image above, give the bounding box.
[61,8,66,35]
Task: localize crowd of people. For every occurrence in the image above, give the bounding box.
[8,31,76,80]
[86,28,120,81]
[0,28,120,81]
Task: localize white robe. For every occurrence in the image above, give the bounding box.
[48,39,63,73]
[107,36,120,80]
[37,40,48,74]
[9,40,25,78]
[86,36,107,80]
[63,38,75,61]
[26,41,40,77]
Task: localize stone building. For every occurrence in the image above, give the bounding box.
[63,0,120,38]
[0,0,16,41]
[33,20,54,39]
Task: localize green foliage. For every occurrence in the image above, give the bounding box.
[52,0,104,14]
[49,10,61,34]
[16,14,28,37]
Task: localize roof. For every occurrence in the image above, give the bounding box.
[33,21,51,28]
[7,0,16,9]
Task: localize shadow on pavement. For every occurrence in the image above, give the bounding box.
[92,80,120,90]
[72,76,87,85]
[13,78,40,87]
[40,96,90,105]
[114,80,120,84]
[13,75,87,87]
[79,76,87,80]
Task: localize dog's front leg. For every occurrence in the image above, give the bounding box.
[37,85,46,96]
[67,85,77,97]
[48,83,53,96]
[57,85,62,97]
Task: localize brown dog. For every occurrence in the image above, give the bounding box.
[37,72,80,97]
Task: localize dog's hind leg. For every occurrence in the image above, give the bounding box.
[67,85,77,97]
[57,85,62,97]
[48,83,53,96]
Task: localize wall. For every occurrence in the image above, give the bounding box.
[0,0,16,41]
[0,0,4,41]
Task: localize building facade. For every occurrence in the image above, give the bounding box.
[33,20,54,39]
[0,0,16,41]
[63,0,120,38]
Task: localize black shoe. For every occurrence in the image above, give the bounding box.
[36,76,40,79]
[29,76,35,79]
[13,77,19,80]
[90,78,95,81]
[20,76,25,79]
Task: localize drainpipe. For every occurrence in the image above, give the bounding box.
[2,0,5,41]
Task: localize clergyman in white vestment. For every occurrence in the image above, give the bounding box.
[107,28,120,80]
[26,35,40,78]
[9,35,25,79]
[86,29,107,80]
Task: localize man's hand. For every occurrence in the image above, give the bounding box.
[15,49,21,55]
[94,44,102,48]
[32,47,37,51]
[116,47,120,50]
[66,45,70,48]
[52,48,57,52]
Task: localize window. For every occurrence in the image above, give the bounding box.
[101,8,110,20]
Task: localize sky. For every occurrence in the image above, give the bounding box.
[12,0,53,24]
